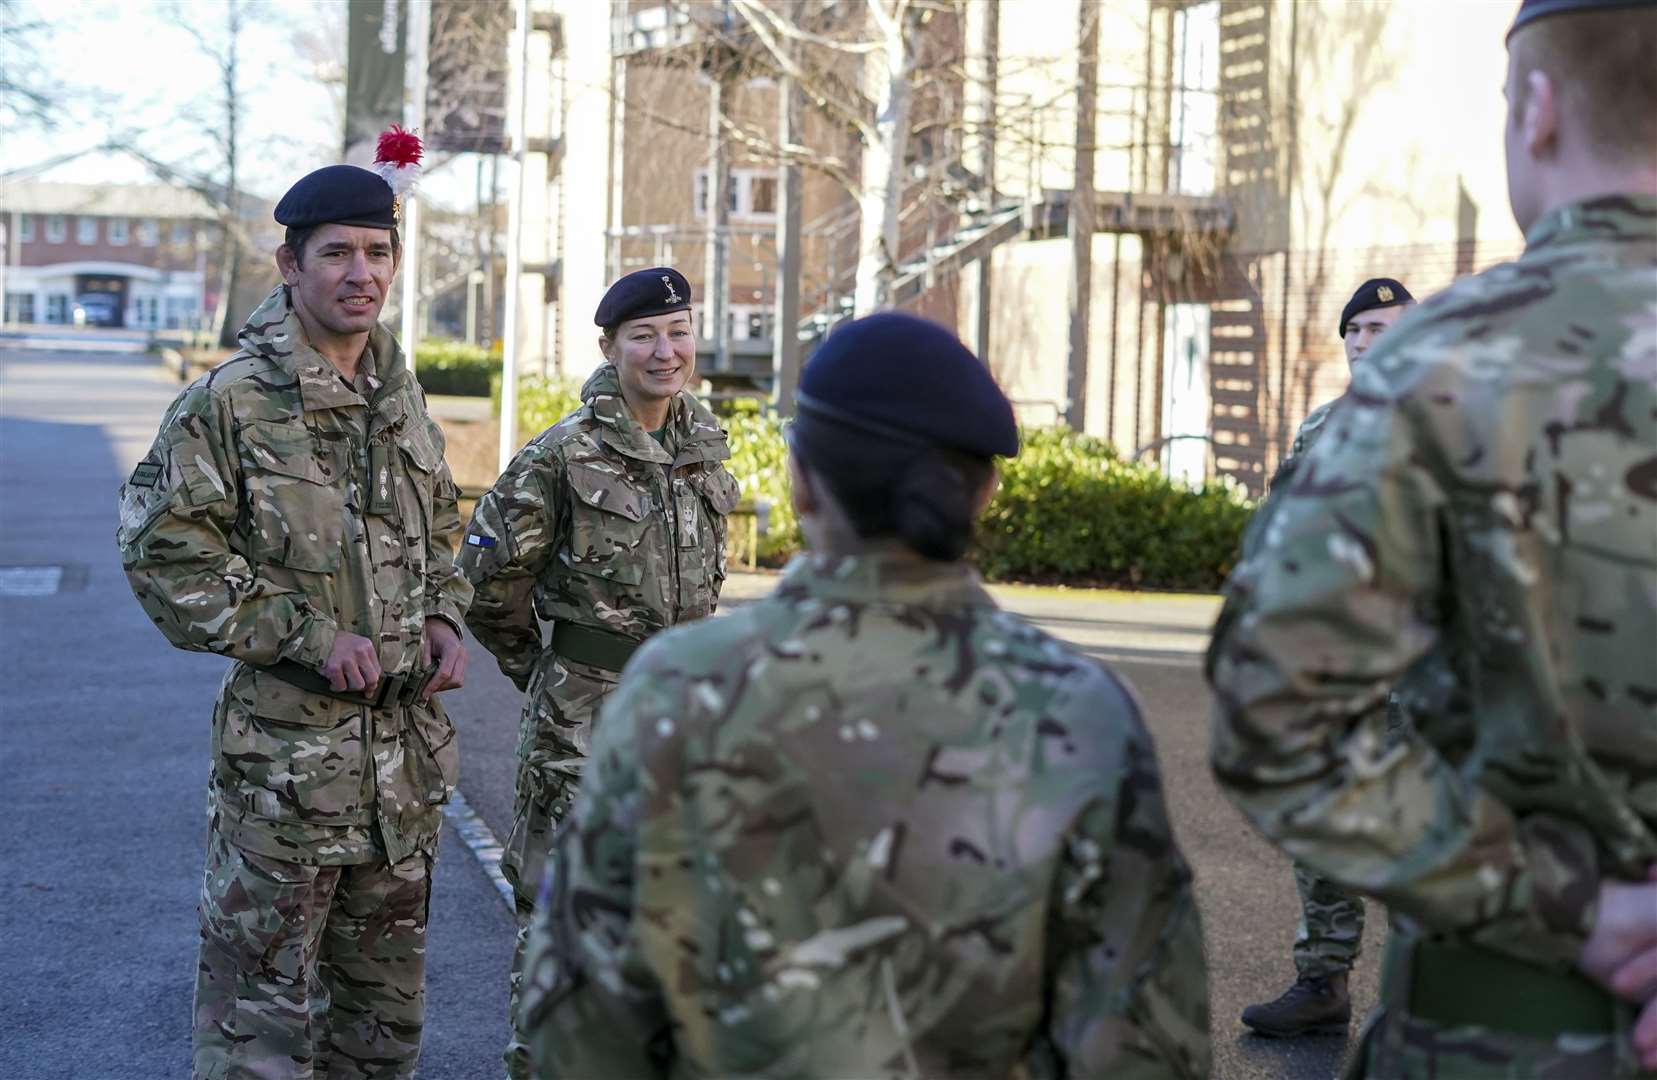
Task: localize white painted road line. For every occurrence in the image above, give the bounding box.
[443,789,516,909]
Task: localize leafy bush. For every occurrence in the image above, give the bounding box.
[499,380,1251,590]
[515,375,584,436]
[414,340,500,397]
[973,427,1254,591]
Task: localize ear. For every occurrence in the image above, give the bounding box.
[275,244,298,284]
[1522,68,1559,158]
[973,468,1000,516]
[598,334,615,363]
[785,446,818,519]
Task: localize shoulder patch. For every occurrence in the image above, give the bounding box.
[129,461,164,488]
[465,533,498,548]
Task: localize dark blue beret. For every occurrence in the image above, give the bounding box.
[796,312,1018,459]
[594,266,693,328]
[274,165,397,230]
[1509,0,1655,39]
[1339,277,1413,339]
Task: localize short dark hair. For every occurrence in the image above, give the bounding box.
[1510,8,1657,164]
[281,225,401,269]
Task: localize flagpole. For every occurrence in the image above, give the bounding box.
[498,0,530,473]
[401,0,429,370]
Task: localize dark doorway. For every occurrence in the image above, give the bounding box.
[73,274,128,328]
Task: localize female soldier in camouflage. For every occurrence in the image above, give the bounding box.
[457,266,740,1078]
[517,312,1211,1079]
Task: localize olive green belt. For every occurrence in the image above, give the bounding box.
[1400,937,1617,1038]
[551,622,642,674]
[259,658,438,710]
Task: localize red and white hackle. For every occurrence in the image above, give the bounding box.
[372,125,423,200]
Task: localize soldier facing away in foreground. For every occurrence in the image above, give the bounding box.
[456,266,741,1078]
[117,131,473,1079]
[1239,277,1418,1039]
[518,312,1211,1079]
[1207,0,1657,1076]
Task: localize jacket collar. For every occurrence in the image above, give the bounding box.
[772,544,997,611]
[578,363,730,466]
[1524,193,1657,253]
[236,286,410,419]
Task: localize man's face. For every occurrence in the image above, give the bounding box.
[277,224,398,342]
[603,311,696,408]
[1343,303,1408,366]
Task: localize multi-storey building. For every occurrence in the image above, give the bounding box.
[0,180,219,331]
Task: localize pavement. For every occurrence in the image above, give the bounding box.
[1,345,1383,1079]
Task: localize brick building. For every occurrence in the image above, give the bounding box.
[0,180,219,331]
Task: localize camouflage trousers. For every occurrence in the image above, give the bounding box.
[1346,935,1635,1079]
[1293,860,1367,978]
[501,655,615,1080]
[193,820,434,1080]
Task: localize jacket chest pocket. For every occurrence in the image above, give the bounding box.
[239,420,344,573]
[564,461,650,586]
[393,420,443,565]
[693,466,741,582]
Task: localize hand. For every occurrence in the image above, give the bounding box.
[323,631,382,694]
[420,617,467,702]
[1579,868,1657,997]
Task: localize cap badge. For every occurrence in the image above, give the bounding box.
[1377,284,1394,303]
[662,275,682,305]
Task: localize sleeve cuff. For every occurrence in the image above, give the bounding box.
[284,611,339,673]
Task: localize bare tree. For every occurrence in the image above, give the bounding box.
[0,0,61,132]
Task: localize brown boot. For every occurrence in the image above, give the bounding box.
[1240,972,1351,1037]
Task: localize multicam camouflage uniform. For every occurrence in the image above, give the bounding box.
[118,285,472,1079]
[520,548,1211,1079]
[457,362,739,1077]
[1208,194,1657,1078]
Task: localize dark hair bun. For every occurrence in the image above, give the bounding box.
[892,459,975,561]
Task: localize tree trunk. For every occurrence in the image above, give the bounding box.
[852,1,911,315]
[213,0,242,349]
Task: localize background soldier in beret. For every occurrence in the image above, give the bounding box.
[517,312,1210,1079]
[116,131,474,1079]
[1209,0,1657,1075]
[456,265,741,1079]
[1238,276,1416,1039]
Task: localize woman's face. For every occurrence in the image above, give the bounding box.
[603,311,696,406]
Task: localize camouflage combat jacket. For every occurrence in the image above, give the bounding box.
[118,286,473,865]
[458,363,739,690]
[1208,194,1657,970]
[520,548,1211,1079]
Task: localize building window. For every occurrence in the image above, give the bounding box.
[17,214,33,242]
[5,293,35,323]
[172,222,192,246]
[109,218,130,245]
[46,215,66,243]
[78,216,98,244]
[138,219,159,246]
[46,294,70,323]
[693,168,779,220]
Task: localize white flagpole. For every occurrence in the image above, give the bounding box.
[401,0,429,369]
[498,0,530,473]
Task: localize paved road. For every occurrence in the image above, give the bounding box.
[2,347,1382,1079]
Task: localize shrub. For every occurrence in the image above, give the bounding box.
[515,375,584,436]
[972,427,1254,591]
[414,340,500,397]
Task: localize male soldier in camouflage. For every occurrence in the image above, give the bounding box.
[1239,277,1416,1039]
[457,265,740,1079]
[1209,0,1657,1075]
[117,151,473,1079]
[518,312,1210,1079]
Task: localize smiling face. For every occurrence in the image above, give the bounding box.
[277,224,398,348]
[601,310,696,412]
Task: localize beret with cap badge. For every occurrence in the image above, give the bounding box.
[595,266,694,328]
[1338,277,1414,340]
[274,126,423,231]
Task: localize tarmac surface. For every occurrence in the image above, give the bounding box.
[1,345,1383,1079]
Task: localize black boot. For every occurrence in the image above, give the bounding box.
[1240,972,1351,1037]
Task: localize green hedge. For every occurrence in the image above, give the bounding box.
[507,380,1249,591]
[414,340,500,397]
